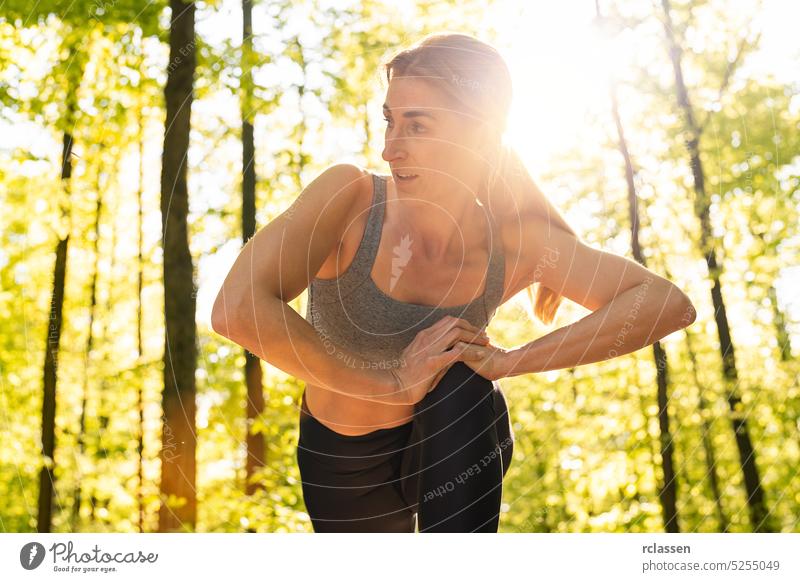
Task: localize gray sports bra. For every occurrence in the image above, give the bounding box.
[304,171,506,364]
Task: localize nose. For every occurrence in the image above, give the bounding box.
[381,131,407,163]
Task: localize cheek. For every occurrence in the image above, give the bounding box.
[414,138,454,171]
[437,139,482,173]
[450,128,483,160]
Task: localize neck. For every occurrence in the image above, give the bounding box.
[388,177,485,261]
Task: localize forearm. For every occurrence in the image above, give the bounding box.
[214,291,398,403]
[501,280,695,376]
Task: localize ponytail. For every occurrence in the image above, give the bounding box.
[481,144,579,325]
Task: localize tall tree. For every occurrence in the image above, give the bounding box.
[240,0,266,497]
[71,149,108,530]
[158,0,198,532]
[659,0,773,532]
[36,25,88,533]
[647,195,731,531]
[38,124,73,533]
[135,35,148,530]
[0,0,165,533]
[594,0,680,532]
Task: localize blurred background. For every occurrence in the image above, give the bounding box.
[0,0,798,533]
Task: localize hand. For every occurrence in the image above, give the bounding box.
[387,315,491,405]
[459,335,510,381]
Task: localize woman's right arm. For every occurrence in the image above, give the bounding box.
[210,164,399,403]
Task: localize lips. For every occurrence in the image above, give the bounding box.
[393,170,418,181]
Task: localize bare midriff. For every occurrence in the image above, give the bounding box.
[303,386,416,435]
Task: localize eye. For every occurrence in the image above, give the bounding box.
[383,117,426,134]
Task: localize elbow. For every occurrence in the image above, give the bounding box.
[673,289,697,329]
[211,288,242,339]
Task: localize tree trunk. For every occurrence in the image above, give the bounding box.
[71,164,106,531]
[158,0,198,532]
[240,0,266,498]
[90,160,119,525]
[658,248,729,532]
[660,0,773,532]
[37,126,74,533]
[136,87,147,532]
[684,327,729,530]
[613,85,679,532]
[597,0,680,530]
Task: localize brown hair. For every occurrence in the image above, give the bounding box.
[383,31,579,325]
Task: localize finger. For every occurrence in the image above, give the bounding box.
[429,314,458,333]
[461,328,490,345]
[438,341,486,367]
[421,319,486,353]
[459,351,486,362]
[458,327,490,344]
[413,316,453,347]
[449,317,483,335]
[458,348,488,362]
[431,315,482,337]
[432,327,488,353]
[454,341,489,360]
[460,330,490,346]
[430,327,479,353]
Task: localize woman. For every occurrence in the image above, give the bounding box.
[211,32,696,532]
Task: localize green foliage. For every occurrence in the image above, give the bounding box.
[0,0,798,534]
[0,0,164,37]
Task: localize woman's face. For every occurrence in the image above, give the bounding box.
[381,76,490,197]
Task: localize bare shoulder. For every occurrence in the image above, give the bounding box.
[325,163,374,244]
[291,162,372,242]
[312,162,370,210]
[336,162,374,222]
[307,163,376,279]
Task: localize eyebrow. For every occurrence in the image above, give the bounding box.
[382,103,437,120]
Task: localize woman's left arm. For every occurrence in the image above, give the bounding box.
[496,219,697,378]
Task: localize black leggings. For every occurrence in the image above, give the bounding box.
[296,362,514,532]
